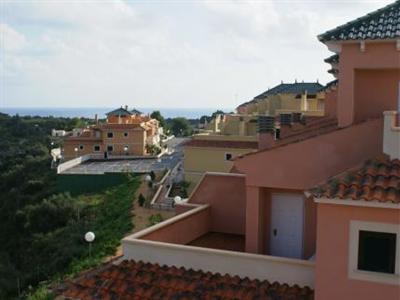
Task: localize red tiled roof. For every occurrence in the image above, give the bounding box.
[184,139,259,149]
[57,260,314,300]
[312,158,400,204]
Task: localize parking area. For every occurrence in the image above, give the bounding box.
[61,138,187,174]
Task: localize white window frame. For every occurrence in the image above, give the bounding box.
[224,153,233,161]
[349,220,400,285]
[93,145,100,152]
[107,145,114,152]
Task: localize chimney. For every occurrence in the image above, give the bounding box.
[94,114,98,124]
[383,111,400,160]
[125,105,128,110]
[258,116,275,150]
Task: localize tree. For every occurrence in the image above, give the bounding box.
[150,111,166,129]
[169,117,192,137]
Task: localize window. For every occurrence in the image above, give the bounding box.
[358,231,396,274]
[349,220,399,285]
[79,145,84,150]
[124,132,129,137]
[107,132,113,138]
[107,145,113,152]
[225,153,232,161]
[93,145,100,152]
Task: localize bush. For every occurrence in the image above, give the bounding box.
[148,214,163,226]
[138,193,146,207]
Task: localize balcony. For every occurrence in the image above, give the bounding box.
[122,203,315,287]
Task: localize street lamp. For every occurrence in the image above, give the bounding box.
[84,231,95,258]
[174,196,182,204]
[124,146,128,155]
[74,147,78,158]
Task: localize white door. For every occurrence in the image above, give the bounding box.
[270,193,304,259]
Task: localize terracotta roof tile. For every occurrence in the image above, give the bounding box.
[184,139,259,149]
[57,260,314,300]
[312,158,400,204]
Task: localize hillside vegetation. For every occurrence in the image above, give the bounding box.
[0,113,139,299]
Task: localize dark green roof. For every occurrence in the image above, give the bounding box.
[130,108,142,115]
[254,82,324,100]
[319,1,400,42]
[106,107,132,117]
[324,54,339,64]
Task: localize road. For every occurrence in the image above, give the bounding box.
[61,137,187,174]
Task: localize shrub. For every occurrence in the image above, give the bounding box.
[148,214,163,226]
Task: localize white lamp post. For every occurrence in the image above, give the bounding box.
[124,146,128,154]
[174,196,182,204]
[84,231,95,258]
[74,147,78,158]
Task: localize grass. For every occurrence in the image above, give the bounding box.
[26,174,140,300]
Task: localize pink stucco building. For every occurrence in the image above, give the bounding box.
[59,2,400,299]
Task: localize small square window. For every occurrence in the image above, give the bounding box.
[107,145,113,152]
[124,132,128,137]
[358,230,396,274]
[225,153,232,161]
[79,145,84,150]
[107,132,113,138]
[94,145,100,152]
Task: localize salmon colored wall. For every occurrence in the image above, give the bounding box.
[189,174,246,235]
[141,206,211,245]
[234,117,383,190]
[63,140,102,159]
[337,42,400,127]
[245,186,265,253]
[354,69,400,123]
[315,203,400,300]
[324,88,338,118]
[303,196,317,259]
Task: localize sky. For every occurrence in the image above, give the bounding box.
[0,0,393,109]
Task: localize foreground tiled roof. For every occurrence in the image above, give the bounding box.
[312,158,400,204]
[58,260,314,300]
[318,1,400,42]
[184,139,259,149]
[324,54,339,64]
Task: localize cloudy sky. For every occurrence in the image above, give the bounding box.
[0,0,392,109]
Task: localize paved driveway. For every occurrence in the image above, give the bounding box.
[62,138,187,174]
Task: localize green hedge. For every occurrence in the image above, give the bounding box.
[57,173,129,196]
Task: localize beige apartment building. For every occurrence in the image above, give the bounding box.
[63,107,161,160]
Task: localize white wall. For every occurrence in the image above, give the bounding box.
[122,238,315,287]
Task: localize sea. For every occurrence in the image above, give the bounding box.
[0,107,233,119]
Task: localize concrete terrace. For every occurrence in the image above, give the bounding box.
[61,138,187,174]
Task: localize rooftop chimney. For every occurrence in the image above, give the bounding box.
[94,114,98,124]
[383,111,400,160]
[124,105,128,110]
